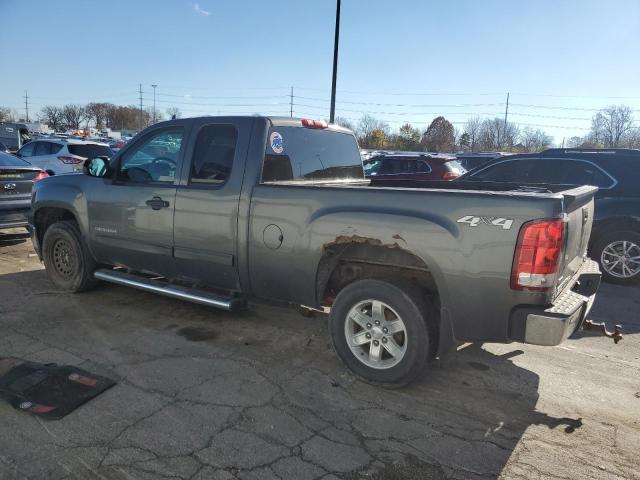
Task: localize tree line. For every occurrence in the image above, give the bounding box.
[340,104,640,153]
[0,103,182,132]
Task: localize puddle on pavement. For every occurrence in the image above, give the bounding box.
[176,326,219,342]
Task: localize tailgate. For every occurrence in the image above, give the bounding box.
[555,186,597,296]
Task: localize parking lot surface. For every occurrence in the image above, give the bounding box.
[0,228,639,480]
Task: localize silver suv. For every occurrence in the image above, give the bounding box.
[16,138,113,175]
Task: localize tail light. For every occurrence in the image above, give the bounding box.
[511,219,565,291]
[33,170,49,181]
[58,155,84,164]
[442,171,460,180]
[301,119,328,129]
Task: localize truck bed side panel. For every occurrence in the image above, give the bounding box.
[247,184,563,342]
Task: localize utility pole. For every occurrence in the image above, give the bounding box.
[290,86,294,118]
[329,0,341,123]
[138,83,143,131]
[503,92,509,132]
[24,90,29,122]
[501,92,509,149]
[151,84,158,124]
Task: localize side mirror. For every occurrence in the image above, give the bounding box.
[84,157,110,178]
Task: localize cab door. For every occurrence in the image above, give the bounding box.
[173,118,251,291]
[86,124,188,276]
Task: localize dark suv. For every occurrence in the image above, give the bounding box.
[460,148,640,284]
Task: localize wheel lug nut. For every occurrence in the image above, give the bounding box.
[375,320,380,326]
[366,323,372,329]
[382,337,387,343]
[373,340,379,346]
[365,333,371,339]
[382,327,388,333]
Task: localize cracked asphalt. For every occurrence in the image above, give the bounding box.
[0,228,639,480]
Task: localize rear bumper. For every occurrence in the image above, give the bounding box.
[0,208,30,230]
[510,259,601,346]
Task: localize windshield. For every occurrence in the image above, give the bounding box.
[262,127,363,182]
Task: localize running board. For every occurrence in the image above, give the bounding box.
[94,269,243,312]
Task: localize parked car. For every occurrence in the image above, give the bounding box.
[29,116,602,386]
[459,148,640,284]
[0,151,47,230]
[15,138,113,176]
[0,122,31,152]
[363,153,466,181]
[454,152,510,171]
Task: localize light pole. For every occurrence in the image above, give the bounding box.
[329,0,341,123]
[151,84,158,124]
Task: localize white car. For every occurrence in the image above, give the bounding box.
[15,138,113,175]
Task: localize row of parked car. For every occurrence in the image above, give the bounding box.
[363,148,640,284]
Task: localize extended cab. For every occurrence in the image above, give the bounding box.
[29,116,602,386]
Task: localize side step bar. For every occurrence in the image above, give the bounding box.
[94,269,244,312]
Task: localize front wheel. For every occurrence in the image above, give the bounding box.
[329,279,433,387]
[42,220,98,292]
[592,231,640,285]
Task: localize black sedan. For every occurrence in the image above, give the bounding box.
[0,151,48,230]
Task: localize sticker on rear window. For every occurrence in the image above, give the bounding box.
[270,132,283,154]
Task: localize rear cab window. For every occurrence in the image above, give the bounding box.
[68,144,114,159]
[261,126,363,183]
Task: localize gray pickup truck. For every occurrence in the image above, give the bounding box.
[28,116,602,386]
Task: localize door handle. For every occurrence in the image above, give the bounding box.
[145,196,170,210]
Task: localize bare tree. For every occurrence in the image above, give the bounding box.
[463,116,482,151]
[39,105,64,132]
[591,105,634,148]
[62,104,86,130]
[333,116,354,131]
[520,127,553,152]
[356,114,389,148]
[166,107,182,120]
[0,106,16,123]
[477,117,519,151]
[85,102,112,129]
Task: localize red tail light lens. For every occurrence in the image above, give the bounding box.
[511,219,565,291]
[301,119,328,129]
[58,155,84,164]
[33,170,49,181]
[442,171,460,180]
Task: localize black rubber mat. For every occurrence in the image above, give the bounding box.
[0,358,116,420]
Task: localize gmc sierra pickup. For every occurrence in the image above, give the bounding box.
[29,116,602,386]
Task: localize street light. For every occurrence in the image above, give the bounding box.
[151,84,158,124]
[329,0,341,123]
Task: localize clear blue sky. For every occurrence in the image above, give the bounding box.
[1,0,639,143]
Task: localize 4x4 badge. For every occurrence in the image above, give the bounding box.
[457,215,514,230]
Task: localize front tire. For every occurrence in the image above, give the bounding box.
[592,231,640,285]
[329,279,433,387]
[42,220,98,292]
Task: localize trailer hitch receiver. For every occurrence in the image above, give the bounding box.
[582,319,623,344]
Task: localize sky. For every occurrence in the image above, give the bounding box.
[1,0,639,143]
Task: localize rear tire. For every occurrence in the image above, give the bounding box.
[42,220,98,292]
[329,279,433,387]
[592,231,640,285]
